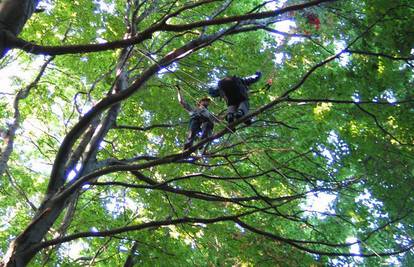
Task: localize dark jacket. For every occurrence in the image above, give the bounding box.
[209,72,261,106]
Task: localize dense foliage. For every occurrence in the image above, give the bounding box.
[0,0,413,266]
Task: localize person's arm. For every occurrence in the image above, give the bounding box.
[241,71,262,85]
[176,85,193,112]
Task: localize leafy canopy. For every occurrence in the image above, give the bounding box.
[0,0,413,266]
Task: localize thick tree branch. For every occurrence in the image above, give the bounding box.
[29,210,260,253]
[6,0,336,56]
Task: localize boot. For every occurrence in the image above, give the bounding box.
[235,110,244,119]
[226,113,234,123]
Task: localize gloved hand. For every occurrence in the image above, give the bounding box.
[255,71,262,78]
[267,78,273,85]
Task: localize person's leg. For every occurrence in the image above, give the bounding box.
[201,120,214,139]
[226,105,237,123]
[200,120,214,153]
[184,118,201,149]
[235,101,252,125]
[235,101,248,118]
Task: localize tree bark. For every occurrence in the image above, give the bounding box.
[2,199,69,266]
[0,0,39,58]
[1,37,130,267]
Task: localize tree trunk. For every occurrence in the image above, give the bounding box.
[1,42,130,266]
[0,0,39,58]
[2,199,69,266]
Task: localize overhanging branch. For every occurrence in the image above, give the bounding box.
[7,0,337,56]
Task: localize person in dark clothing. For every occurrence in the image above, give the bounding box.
[209,72,261,124]
[177,86,217,150]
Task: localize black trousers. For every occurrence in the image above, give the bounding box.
[184,116,214,149]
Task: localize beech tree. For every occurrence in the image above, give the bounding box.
[0,0,413,266]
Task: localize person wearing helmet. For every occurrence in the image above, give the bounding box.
[177,86,217,150]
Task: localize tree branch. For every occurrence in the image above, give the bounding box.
[7,0,336,56]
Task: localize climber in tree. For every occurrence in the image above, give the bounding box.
[177,85,217,150]
[306,13,321,31]
[209,71,262,124]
